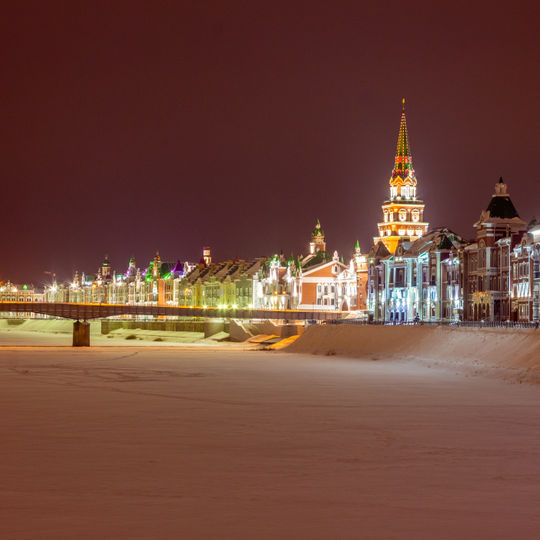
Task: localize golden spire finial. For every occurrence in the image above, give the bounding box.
[402,97,406,111]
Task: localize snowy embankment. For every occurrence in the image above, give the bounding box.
[0,319,225,346]
[288,324,540,382]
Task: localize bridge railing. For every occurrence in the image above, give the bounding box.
[330,319,539,329]
[0,301,346,321]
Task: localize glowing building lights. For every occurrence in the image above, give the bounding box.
[373,99,429,254]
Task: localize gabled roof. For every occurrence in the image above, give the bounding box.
[301,258,348,277]
[302,250,332,269]
[369,241,391,259]
[406,228,466,256]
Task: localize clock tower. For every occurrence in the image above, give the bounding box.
[373,100,429,253]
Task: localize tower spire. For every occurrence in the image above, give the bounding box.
[373,100,429,253]
[392,99,414,182]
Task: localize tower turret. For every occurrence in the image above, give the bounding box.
[126,257,136,278]
[101,255,111,279]
[474,177,526,244]
[373,100,429,253]
[309,219,326,254]
[152,251,161,278]
[203,246,212,266]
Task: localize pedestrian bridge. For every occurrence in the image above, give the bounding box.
[0,301,343,321]
[0,301,344,346]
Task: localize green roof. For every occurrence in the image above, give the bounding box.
[303,250,332,269]
[312,218,324,237]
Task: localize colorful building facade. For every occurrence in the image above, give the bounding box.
[12,101,540,323]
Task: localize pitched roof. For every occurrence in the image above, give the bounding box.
[302,258,349,277]
[486,195,520,220]
[171,260,184,275]
[302,250,332,269]
[407,228,466,255]
[369,241,391,259]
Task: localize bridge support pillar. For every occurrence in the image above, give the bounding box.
[204,320,224,338]
[73,321,90,347]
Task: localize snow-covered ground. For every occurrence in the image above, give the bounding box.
[2,330,540,539]
[0,319,238,348]
[289,324,540,384]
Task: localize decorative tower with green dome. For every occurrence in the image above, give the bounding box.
[310,219,326,254]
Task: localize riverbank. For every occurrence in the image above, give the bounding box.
[287,324,540,383]
[0,319,236,347]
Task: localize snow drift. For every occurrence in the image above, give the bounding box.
[288,324,540,381]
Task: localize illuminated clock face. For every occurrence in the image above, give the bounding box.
[412,211,419,222]
[399,211,406,222]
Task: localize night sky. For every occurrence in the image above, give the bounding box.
[2,2,540,284]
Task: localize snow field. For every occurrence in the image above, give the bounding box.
[1,346,540,538]
[288,324,540,383]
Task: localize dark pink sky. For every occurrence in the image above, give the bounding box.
[2,1,539,283]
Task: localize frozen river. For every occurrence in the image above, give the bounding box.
[1,332,540,539]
